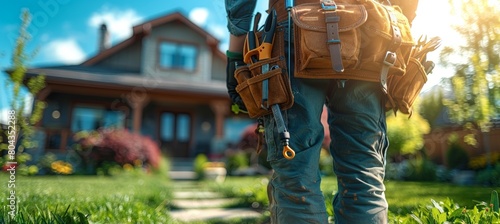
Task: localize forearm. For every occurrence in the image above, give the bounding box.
[228,34,246,53]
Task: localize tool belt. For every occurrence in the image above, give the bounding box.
[236,9,296,160]
[234,51,293,118]
[289,0,439,115]
[236,15,294,119]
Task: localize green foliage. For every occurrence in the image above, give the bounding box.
[386,110,431,159]
[193,153,208,179]
[446,134,470,170]
[404,154,438,182]
[0,175,173,223]
[492,190,499,213]
[475,162,500,186]
[319,148,334,176]
[1,205,89,224]
[419,88,445,128]
[441,0,500,133]
[1,9,46,152]
[400,191,500,224]
[225,151,249,175]
[208,176,270,210]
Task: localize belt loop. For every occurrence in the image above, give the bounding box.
[337,79,347,88]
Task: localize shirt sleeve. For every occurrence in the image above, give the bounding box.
[225,0,258,36]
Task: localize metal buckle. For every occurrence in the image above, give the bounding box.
[321,1,337,11]
[383,51,397,66]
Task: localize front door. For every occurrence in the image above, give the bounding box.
[159,112,191,157]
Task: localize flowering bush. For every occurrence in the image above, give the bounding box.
[75,129,161,171]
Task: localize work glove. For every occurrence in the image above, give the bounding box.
[226,50,247,114]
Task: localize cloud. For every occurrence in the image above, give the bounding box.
[189,8,209,27]
[88,8,143,42]
[209,25,227,40]
[0,108,8,124]
[43,38,86,64]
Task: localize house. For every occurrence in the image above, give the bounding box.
[16,11,254,159]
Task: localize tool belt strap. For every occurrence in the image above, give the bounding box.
[380,7,402,94]
[323,0,344,73]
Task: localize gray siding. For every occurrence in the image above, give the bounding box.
[96,41,142,72]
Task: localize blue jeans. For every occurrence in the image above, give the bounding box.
[264,76,389,223]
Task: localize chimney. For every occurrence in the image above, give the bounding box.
[99,23,110,52]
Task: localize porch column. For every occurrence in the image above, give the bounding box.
[210,100,229,138]
[37,87,52,101]
[35,87,52,127]
[126,94,150,134]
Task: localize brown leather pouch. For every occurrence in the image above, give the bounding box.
[386,57,427,115]
[235,26,294,118]
[291,1,414,81]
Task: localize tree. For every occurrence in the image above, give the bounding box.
[419,87,445,129]
[440,0,500,144]
[386,104,431,160]
[0,10,46,154]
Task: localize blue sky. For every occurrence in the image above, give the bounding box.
[0,0,457,123]
[0,0,268,122]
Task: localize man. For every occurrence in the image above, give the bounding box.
[225,0,417,223]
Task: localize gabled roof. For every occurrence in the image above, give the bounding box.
[83,11,226,66]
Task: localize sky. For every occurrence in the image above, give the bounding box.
[0,0,459,123]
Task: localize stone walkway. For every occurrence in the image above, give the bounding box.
[168,180,264,223]
[167,158,265,224]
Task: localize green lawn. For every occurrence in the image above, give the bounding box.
[0,173,175,223]
[322,177,499,215]
[0,174,498,223]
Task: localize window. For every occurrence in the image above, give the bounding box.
[159,41,197,72]
[71,106,125,132]
[160,112,191,142]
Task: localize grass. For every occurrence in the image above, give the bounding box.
[0,173,175,223]
[384,180,499,215]
[0,174,498,223]
[210,176,499,221]
[322,177,499,215]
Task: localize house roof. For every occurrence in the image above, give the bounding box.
[83,11,226,66]
[24,65,228,97]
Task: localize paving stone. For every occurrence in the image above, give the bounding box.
[168,177,265,223]
[173,191,223,199]
[172,198,238,209]
[169,208,262,222]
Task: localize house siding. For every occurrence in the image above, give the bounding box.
[95,41,143,72]
[142,22,213,82]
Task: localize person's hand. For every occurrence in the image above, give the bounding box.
[226,51,247,114]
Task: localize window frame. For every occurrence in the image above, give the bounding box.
[156,38,200,73]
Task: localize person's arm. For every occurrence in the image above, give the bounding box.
[225,0,258,113]
[228,34,247,53]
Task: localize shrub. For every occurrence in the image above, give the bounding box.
[75,128,161,173]
[193,153,208,179]
[476,162,500,186]
[395,191,500,223]
[446,134,470,170]
[404,155,437,182]
[226,151,249,175]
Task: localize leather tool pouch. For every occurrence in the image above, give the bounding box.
[385,57,427,115]
[290,1,414,81]
[235,26,294,118]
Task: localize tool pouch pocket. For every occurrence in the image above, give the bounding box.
[235,56,294,118]
[235,25,294,118]
[385,57,427,115]
[291,1,414,81]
